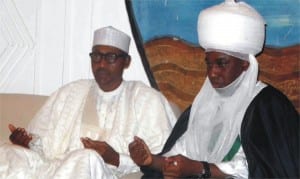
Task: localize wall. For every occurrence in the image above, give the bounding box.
[2,0,299,95]
[132,0,300,47]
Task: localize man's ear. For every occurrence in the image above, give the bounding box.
[124,55,131,69]
[242,61,250,71]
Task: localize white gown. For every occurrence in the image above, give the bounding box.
[0,79,176,179]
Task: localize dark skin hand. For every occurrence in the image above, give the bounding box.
[8,124,32,148]
[129,136,228,178]
[163,155,203,177]
[8,124,120,166]
[81,137,120,167]
[163,155,228,178]
[129,136,165,171]
[128,136,153,166]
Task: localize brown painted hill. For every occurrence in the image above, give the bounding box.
[144,37,300,113]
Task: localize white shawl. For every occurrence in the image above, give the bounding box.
[181,55,266,162]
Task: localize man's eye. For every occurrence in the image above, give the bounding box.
[106,53,117,60]
[217,61,229,67]
[93,53,101,58]
[90,52,101,58]
[205,61,213,67]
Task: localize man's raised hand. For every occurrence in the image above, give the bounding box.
[8,124,32,148]
[128,136,153,166]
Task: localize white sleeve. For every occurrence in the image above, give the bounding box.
[117,154,140,174]
[27,90,59,137]
[163,135,187,157]
[215,147,248,178]
[27,91,60,154]
[28,134,43,154]
[134,89,176,154]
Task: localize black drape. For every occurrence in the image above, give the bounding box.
[241,85,299,178]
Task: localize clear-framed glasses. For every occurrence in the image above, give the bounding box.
[89,52,128,64]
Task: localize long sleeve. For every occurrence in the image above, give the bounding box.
[94,81,176,175]
[118,154,140,174]
[133,88,175,154]
[28,134,43,155]
[26,80,92,159]
[241,85,299,178]
[216,147,248,178]
[27,90,60,154]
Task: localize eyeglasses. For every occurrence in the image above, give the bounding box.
[89,52,128,64]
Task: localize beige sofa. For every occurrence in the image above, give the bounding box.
[0,93,145,179]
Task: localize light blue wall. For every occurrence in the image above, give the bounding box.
[132,0,300,47]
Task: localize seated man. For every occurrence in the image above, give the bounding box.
[128,0,299,178]
[0,26,176,178]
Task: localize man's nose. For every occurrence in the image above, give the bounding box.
[208,65,221,78]
[97,58,109,68]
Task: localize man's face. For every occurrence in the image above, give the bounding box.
[205,51,249,88]
[91,45,130,92]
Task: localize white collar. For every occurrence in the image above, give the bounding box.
[97,81,125,99]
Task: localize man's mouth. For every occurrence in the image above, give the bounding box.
[95,69,109,76]
[210,79,223,88]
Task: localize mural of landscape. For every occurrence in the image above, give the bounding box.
[126,0,300,112]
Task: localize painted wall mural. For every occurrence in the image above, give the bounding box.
[126,0,300,112]
[131,0,300,47]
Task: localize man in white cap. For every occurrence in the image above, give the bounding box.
[0,26,176,178]
[128,0,299,178]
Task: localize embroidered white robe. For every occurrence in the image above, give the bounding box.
[0,79,176,179]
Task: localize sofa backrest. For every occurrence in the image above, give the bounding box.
[0,94,48,142]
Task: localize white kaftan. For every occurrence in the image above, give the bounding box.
[165,55,266,178]
[0,79,176,179]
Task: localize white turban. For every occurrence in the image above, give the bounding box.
[93,26,131,53]
[197,0,265,57]
[171,0,267,169]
